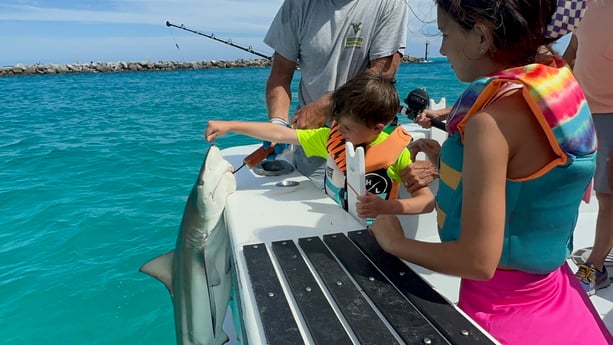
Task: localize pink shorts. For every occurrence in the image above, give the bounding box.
[458,263,613,344]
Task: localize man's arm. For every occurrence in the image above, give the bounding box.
[368,52,402,80]
[265,52,297,124]
[562,33,578,69]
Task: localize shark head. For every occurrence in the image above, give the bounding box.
[197,145,236,238]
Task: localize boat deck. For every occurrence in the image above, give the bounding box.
[221,135,613,344]
[242,230,494,344]
[223,141,498,344]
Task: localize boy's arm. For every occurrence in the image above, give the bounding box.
[387,149,436,214]
[204,120,300,145]
[356,185,435,218]
[392,186,435,214]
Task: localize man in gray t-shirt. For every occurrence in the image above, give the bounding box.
[263,0,409,190]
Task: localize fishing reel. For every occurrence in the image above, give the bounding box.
[400,88,446,131]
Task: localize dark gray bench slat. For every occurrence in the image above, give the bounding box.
[271,240,352,345]
[348,230,496,345]
[323,233,446,344]
[242,243,304,345]
[298,236,401,345]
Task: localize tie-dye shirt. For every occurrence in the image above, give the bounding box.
[437,57,597,273]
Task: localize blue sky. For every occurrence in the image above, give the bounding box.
[0,0,569,67]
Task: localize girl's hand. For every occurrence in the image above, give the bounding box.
[369,215,404,253]
[408,138,440,162]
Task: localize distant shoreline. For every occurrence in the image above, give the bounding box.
[0,56,425,77]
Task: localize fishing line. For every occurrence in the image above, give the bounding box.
[233,163,246,174]
[167,25,186,61]
[406,0,439,37]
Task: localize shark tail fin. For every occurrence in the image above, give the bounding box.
[139,251,175,296]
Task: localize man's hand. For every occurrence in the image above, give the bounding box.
[400,160,438,193]
[291,96,330,129]
[415,107,450,129]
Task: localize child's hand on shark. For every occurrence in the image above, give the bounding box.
[204,120,229,142]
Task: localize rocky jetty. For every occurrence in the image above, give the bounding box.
[1,56,425,77]
[401,56,425,63]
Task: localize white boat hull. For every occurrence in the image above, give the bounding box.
[219,123,612,344]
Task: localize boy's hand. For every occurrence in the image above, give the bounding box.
[356,192,386,218]
[204,120,229,142]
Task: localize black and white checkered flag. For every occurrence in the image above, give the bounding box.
[545,0,587,39]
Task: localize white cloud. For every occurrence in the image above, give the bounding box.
[0,0,282,30]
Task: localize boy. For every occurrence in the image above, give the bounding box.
[204,71,434,218]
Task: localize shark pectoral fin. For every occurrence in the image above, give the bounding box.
[139,251,175,296]
[208,265,221,286]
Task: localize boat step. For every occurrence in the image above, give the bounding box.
[242,230,496,345]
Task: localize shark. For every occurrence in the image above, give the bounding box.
[140,145,237,345]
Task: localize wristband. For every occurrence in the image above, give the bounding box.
[269,117,290,127]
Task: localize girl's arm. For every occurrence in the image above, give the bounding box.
[370,104,511,280]
[205,120,300,145]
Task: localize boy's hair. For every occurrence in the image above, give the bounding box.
[330,70,399,128]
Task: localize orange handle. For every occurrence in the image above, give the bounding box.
[243,145,276,168]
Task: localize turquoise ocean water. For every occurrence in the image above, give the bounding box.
[0,58,465,345]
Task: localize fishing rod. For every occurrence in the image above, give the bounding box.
[165,21,272,61]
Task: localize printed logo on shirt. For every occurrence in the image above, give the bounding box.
[345,37,363,48]
[365,170,391,197]
[344,22,363,48]
[326,166,335,179]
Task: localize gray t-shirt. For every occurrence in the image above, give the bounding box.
[264,0,409,107]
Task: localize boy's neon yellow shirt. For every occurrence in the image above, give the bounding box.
[296,127,412,181]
